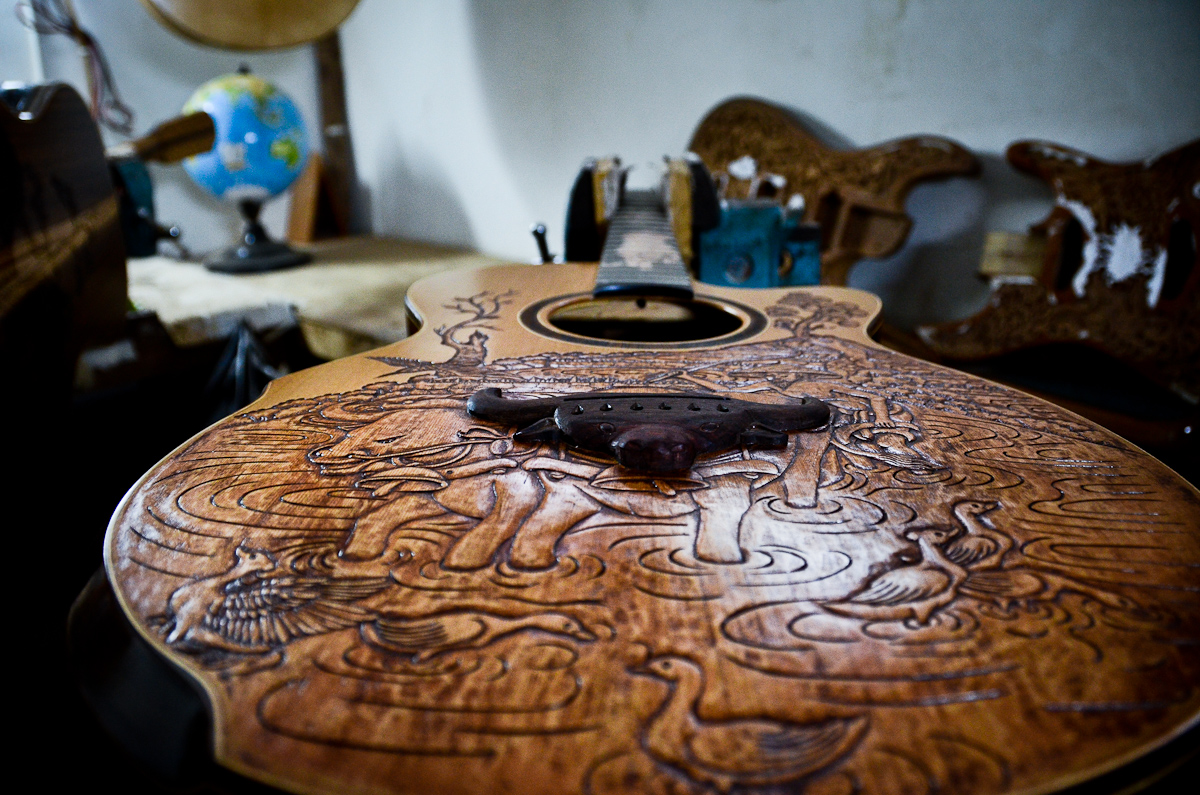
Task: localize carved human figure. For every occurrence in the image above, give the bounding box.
[310,407,545,569]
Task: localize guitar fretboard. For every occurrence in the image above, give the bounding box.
[593,189,693,299]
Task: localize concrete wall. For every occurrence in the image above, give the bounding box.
[4,0,1198,329]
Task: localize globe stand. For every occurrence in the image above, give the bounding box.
[205,199,312,274]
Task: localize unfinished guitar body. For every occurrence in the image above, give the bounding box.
[688,97,980,285]
[918,138,1200,401]
[106,265,1200,794]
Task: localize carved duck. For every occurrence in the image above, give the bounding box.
[362,610,596,661]
[819,525,968,624]
[635,656,866,792]
[960,565,1140,613]
[163,545,390,652]
[942,500,1008,570]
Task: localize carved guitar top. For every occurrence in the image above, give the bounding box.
[105,265,1200,795]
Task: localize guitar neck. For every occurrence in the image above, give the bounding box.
[593,188,694,300]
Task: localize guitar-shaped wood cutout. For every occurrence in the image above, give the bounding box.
[688,97,980,285]
[105,158,1200,795]
[917,137,1200,403]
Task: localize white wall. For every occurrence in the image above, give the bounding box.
[340,0,1200,327]
[0,9,41,83]
[5,1,1199,330]
[1,0,324,256]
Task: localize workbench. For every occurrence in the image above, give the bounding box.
[127,236,505,360]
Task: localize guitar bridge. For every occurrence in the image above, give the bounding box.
[467,388,829,473]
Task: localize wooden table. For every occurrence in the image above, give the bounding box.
[127,236,505,359]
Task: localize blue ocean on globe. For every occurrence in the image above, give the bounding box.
[182,73,309,202]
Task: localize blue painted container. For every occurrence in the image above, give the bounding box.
[698,200,821,288]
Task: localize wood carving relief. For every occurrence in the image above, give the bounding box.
[688,97,980,285]
[918,138,1200,400]
[107,276,1200,794]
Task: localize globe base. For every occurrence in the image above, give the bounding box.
[205,199,313,274]
[205,240,312,273]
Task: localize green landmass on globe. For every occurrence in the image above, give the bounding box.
[183,73,276,114]
[183,72,309,202]
[270,135,303,170]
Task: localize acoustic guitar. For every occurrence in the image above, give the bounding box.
[104,158,1200,795]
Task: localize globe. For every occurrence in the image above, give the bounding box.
[182,72,309,202]
[182,70,313,273]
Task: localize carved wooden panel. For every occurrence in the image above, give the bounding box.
[918,138,1200,401]
[687,97,980,285]
[106,266,1200,795]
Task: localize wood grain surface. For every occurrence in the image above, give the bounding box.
[105,264,1200,795]
[138,0,360,50]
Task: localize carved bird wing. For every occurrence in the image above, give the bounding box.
[959,567,1138,612]
[958,569,1046,602]
[688,716,865,778]
[943,534,1002,568]
[367,617,458,650]
[207,574,390,648]
[845,564,951,606]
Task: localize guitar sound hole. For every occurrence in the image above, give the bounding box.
[546,297,746,342]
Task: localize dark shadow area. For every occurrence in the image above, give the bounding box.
[12,321,316,794]
[547,297,746,343]
[1161,217,1196,304]
[65,571,286,794]
[1055,728,1200,795]
[958,343,1199,485]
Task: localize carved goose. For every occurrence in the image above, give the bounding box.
[818,526,968,624]
[635,656,866,792]
[362,610,595,661]
[163,545,390,652]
